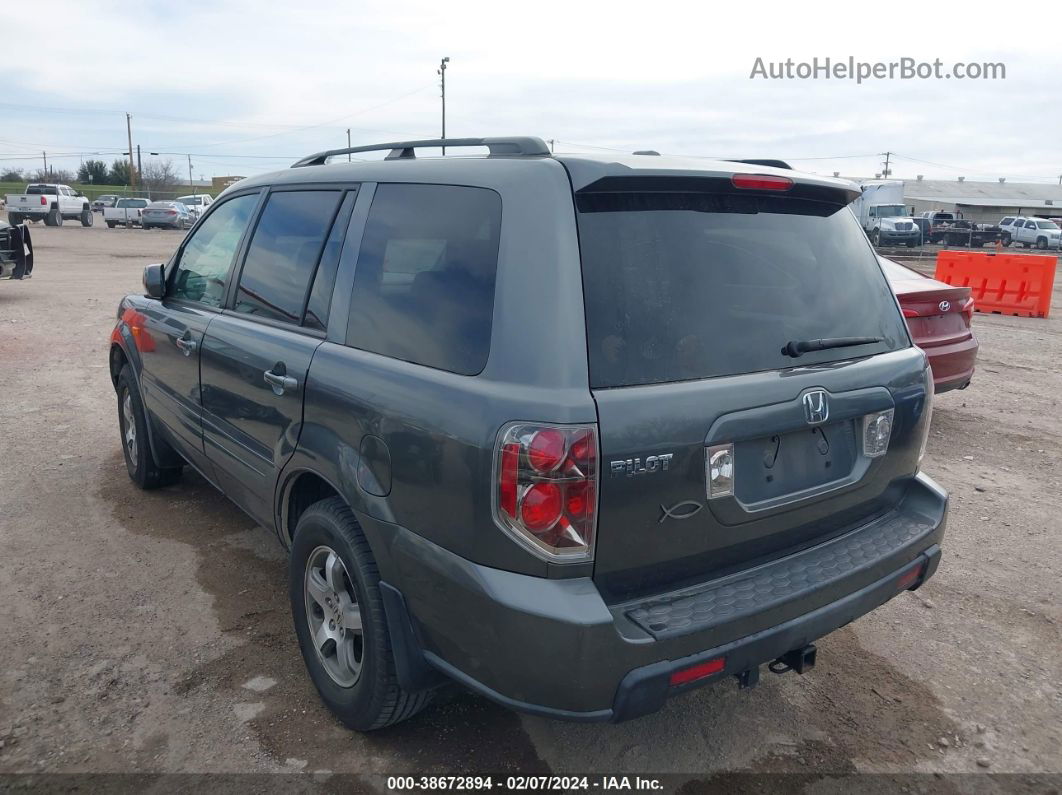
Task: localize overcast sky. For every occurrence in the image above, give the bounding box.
[4,0,1060,184]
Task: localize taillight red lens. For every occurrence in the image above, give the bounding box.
[499,443,520,518]
[960,297,975,315]
[731,174,793,192]
[896,562,925,591]
[902,308,919,318]
[494,423,598,561]
[669,656,726,686]
[528,429,566,473]
[40,196,48,205]
[521,483,562,532]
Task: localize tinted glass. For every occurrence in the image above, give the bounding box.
[26,185,50,195]
[304,191,356,332]
[576,192,909,388]
[346,184,501,375]
[170,193,257,307]
[233,190,342,324]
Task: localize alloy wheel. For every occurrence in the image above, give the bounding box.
[304,546,364,687]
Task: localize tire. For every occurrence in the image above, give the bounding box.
[290,498,433,731]
[1002,234,1012,247]
[1022,242,1031,249]
[906,240,917,248]
[81,207,93,227]
[116,365,182,489]
[53,208,64,226]
[106,221,116,228]
[1036,237,1048,250]
[7,212,20,225]
[870,229,880,245]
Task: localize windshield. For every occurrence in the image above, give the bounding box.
[178,196,203,206]
[875,204,906,217]
[576,191,909,387]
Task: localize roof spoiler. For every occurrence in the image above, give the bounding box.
[291,137,551,167]
[728,159,793,170]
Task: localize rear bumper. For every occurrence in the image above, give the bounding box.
[368,472,947,722]
[923,335,979,393]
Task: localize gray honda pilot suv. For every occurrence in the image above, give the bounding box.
[109,136,946,730]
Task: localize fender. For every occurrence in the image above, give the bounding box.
[110,329,180,469]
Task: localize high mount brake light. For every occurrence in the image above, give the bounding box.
[731,174,794,192]
[494,423,598,562]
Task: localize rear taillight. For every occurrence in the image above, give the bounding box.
[166,210,177,215]
[960,297,975,325]
[494,423,598,562]
[40,196,47,206]
[917,357,934,467]
[902,307,919,318]
[731,174,793,192]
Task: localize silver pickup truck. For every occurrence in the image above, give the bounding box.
[6,183,93,227]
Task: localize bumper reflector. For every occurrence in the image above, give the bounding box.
[669,656,726,687]
[896,561,926,591]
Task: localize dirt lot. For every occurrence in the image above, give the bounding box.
[0,223,1059,786]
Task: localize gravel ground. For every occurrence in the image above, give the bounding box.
[0,223,1059,787]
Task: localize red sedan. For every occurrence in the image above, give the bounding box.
[880,256,979,393]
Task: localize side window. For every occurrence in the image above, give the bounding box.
[304,191,357,332]
[169,193,258,307]
[346,183,502,375]
[233,190,343,324]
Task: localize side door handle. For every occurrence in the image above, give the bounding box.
[175,334,197,356]
[264,367,298,396]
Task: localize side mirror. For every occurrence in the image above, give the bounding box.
[143,263,165,299]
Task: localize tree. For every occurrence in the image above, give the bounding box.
[141,159,179,194]
[1,168,24,182]
[30,167,74,183]
[108,159,131,186]
[77,159,109,185]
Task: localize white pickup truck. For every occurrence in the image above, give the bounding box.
[5,184,93,227]
[104,198,150,228]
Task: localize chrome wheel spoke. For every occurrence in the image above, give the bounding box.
[340,603,363,633]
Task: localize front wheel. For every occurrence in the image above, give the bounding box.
[290,498,433,731]
[906,239,917,248]
[81,207,93,227]
[116,365,182,489]
[106,221,116,228]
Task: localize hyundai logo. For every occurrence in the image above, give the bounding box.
[803,390,830,425]
[939,300,951,312]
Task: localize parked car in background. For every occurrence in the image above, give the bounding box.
[880,256,977,393]
[110,137,944,731]
[1010,217,1061,250]
[105,198,150,228]
[142,201,194,230]
[914,211,957,244]
[175,194,213,219]
[0,218,34,281]
[92,195,120,213]
[5,184,93,227]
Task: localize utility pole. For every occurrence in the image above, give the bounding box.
[188,154,195,198]
[438,56,450,155]
[346,129,351,162]
[136,145,143,191]
[126,113,136,189]
[42,151,48,175]
[881,151,892,178]
[548,139,555,153]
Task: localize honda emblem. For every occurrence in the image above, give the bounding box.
[802,390,829,425]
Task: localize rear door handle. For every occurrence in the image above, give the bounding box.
[264,369,298,395]
[175,335,197,356]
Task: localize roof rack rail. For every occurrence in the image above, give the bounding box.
[728,158,793,170]
[291,136,551,168]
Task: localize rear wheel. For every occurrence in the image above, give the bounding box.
[290,498,433,731]
[1002,233,1012,247]
[1036,237,1048,250]
[80,207,93,227]
[116,365,182,489]
[106,221,116,228]
[7,212,20,225]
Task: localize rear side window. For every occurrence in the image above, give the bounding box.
[234,190,343,324]
[345,184,502,375]
[576,191,909,388]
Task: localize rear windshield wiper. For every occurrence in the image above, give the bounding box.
[781,336,883,358]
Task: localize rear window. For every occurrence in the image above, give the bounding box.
[576,192,909,388]
[117,199,148,208]
[345,184,501,375]
[26,185,52,195]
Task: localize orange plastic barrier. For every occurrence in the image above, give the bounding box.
[934,250,1057,319]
